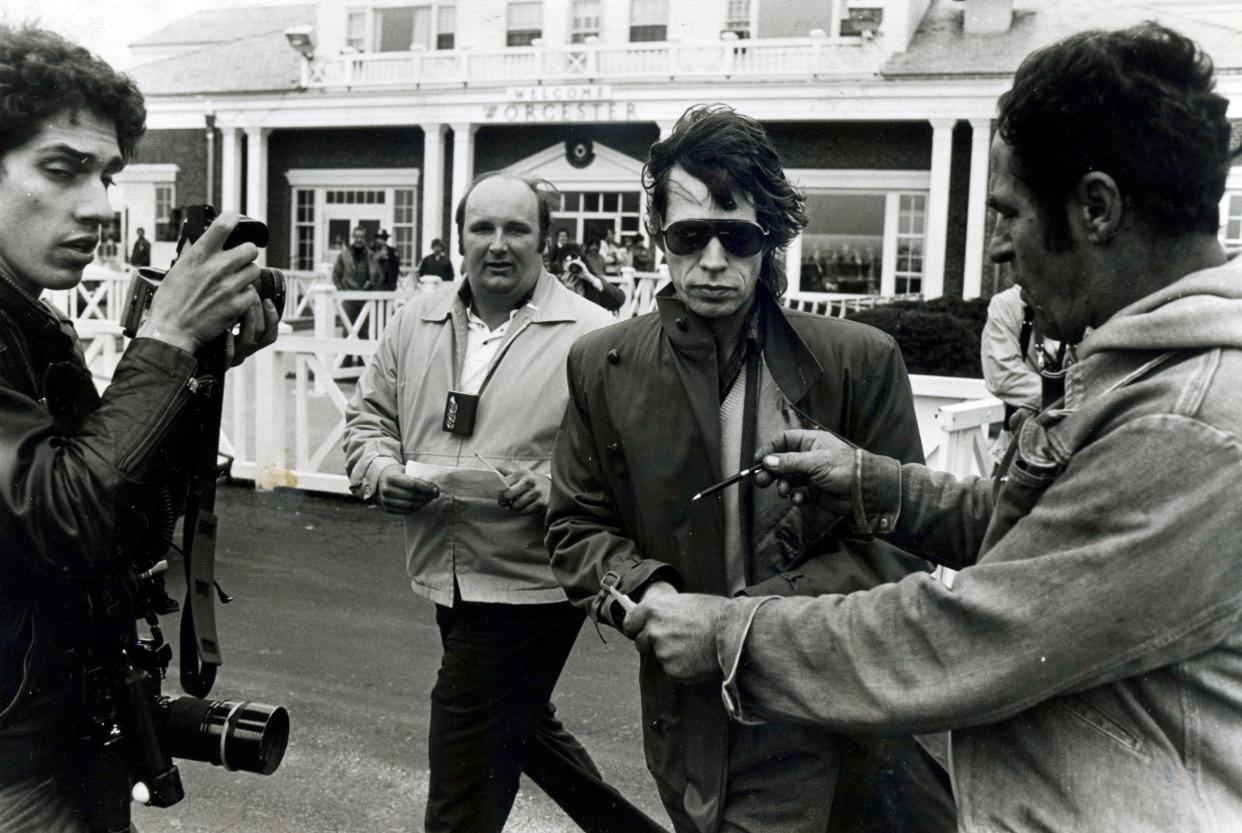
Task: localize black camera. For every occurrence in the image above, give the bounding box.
[84,203,291,833]
[121,204,286,339]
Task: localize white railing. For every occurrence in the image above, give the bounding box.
[782,291,922,318]
[45,266,132,322]
[304,37,884,90]
[70,272,1005,496]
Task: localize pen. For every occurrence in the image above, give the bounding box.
[472,451,510,486]
[691,464,764,502]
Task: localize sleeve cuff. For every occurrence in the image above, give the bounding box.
[717,595,779,725]
[848,450,902,536]
[361,456,402,501]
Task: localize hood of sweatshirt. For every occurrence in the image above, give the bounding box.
[1076,256,1242,360]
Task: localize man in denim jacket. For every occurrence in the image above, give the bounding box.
[625,23,1242,832]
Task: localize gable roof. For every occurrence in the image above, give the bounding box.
[130,4,314,48]
[128,7,314,95]
[885,0,1242,78]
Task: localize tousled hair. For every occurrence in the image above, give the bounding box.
[643,104,806,295]
[998,22,1238,251]
[0,23,146,162]
[454,172,559,254]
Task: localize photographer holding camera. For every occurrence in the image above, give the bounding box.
[0,24,279,832]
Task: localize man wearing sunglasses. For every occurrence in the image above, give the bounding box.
[547,105,954,833]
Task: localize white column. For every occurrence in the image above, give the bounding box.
[923,119,955,299]
[656,119,677,140]
[219,127,243,213]
[785,234,803,293]
[962,118,992,299]
[449,122,477,272]
[420,123,447,258]
[244,127,270,265]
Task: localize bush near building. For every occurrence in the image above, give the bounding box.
[847,297,989,378]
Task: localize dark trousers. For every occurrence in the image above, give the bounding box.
[425,598,666,833]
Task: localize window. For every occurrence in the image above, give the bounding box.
[894,194,926,295]
[154,185,176,242]
[570,0,600,43]
[724,0,751,38]
[800,192,884,294]
[325,190,386,204]
[374,6,435,52]
[630,0,667,42]
[507,1,542,46]
[1223,193,1242,252]
[346,9,366,50]
[294,189,316,270]
[393,189,416,270]
[840,3,883,37]
[550,190,643,253]
[437,4,455,49]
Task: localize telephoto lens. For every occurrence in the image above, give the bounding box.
[161,696,290,776]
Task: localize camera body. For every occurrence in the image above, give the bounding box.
[121,204,286,340]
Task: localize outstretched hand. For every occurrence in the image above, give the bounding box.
[753,429,855,515]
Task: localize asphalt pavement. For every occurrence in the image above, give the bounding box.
[132,484,672,833]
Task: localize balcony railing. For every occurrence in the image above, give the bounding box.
[303,37,886,89]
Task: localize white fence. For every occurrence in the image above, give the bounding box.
[63,273,1001,496]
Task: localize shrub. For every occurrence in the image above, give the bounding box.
[847,306,982,378]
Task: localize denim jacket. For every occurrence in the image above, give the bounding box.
[715,262,1242,832]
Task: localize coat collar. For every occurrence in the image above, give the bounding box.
[654,281,824,406]
[422,269,579,325]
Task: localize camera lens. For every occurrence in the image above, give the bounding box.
[254,268,286,321]
[162,696,290,776]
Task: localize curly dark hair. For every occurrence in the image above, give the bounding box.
[0,23,147,162]
[644,104,807,295]
[998,22,1237,251]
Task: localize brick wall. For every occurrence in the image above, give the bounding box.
[135,128,214,206]
[266,127,425,269]
[766,121,932,170]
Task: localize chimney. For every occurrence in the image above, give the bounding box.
[963,0,1013,35]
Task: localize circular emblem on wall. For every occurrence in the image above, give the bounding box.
[566,138,595,169]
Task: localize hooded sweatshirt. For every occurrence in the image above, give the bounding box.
[714,258,1242,832]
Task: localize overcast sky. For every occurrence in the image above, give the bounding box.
[0,0,305,70]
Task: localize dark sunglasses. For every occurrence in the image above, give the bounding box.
[661,219,768,257]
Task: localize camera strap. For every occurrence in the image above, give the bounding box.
[178,339,228,698]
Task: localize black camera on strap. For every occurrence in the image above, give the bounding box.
[77,205,291,833]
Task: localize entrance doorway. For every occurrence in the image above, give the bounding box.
[323,199,385,267]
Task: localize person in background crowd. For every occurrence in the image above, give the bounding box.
[372,228,400,291]
[545,227,579,277]
[559,255,626,312]
[626,23,1242,833]
[547,104,954,833]
[417,237,455,283]
[981,284,1074,462]
[582,238,608,279]
[129,225,150,268]
[599,228,622,274]
[343,173,667,833]
[630,234,654,272]
[332,225,378,356]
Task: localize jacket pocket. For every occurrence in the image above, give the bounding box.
[1054,695,1150,762]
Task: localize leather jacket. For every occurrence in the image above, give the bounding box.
[0,274,199,779]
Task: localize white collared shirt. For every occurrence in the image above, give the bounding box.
[460,305,518,394]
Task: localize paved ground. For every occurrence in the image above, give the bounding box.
[132,484,672,833]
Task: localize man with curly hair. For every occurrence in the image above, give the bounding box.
[0,24,278,831]
[546,105,955,832]
[627,24,1242,832]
